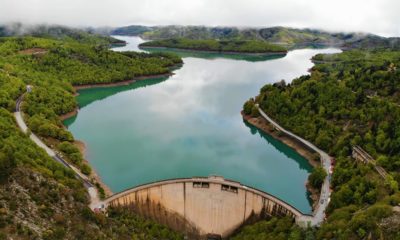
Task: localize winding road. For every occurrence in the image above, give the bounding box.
[14,93,101,210]
[13,89,333,224]
[256,105,332,226]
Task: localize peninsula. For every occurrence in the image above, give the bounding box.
[139,38,288,55]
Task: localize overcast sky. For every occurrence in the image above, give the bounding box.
[1,0,399,37]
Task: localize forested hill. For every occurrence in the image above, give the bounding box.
[139,38,287,54]
[111,25,400,49]
[0,35,183,239]
[0,35,181,178]
[4,23,398,50]
[241,49,400,239]
[0,23,125,46]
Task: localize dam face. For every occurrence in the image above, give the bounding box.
[104,176,303,239]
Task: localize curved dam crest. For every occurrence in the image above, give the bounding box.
[102,176,307,239]
[65,37,340,219]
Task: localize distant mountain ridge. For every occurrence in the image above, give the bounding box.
[1,23,399,50]
[0,23,124,45]
[111,25,400,49]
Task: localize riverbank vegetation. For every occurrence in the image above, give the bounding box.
[308,167,327,189]
[140,38,287,54]
[241,49,400,239]
[0,36,181,176]
[0,106,183,239]
[0,33,183,238]
[2,24,400,239]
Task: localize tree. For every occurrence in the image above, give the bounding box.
[308,166,327,189]
[0,151,15,181]
[243,98,255,115]
[251,105,260,117]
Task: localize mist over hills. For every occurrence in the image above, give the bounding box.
[111,25,400,49]
[1,23,399,50]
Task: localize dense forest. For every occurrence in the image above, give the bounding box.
[0,36,181,176]
[0,23,125,46]
[113,25,400,49]
[242,49,400,239]
[0,34,184,239]
[0,107,183,239]
[139,38,287,54]
[1,24,400,239]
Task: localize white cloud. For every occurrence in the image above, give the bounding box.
[0,0,399,37]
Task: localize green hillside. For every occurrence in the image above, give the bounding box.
[0,35,183,239]
[240,49,400,239]
[112,25,400,49]
[1,24,400,239]
[140,38,287,54]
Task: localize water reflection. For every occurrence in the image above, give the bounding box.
[243,120,312,171]
[64,77,168,126]
[65,36,341,214]
[110,35,145,52]
[141,47,286,62]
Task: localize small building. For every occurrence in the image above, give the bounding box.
[26,85,32,93]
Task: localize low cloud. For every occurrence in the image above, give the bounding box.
[0,0,399,37]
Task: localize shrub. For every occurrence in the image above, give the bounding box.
[308,166,327,189]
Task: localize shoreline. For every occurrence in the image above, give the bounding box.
[242,112,320,210]
[74,140,113,197]
[59,70,180,198]
[60,108,79,121]
[73,71,176,90]
[242,113,319,166]
[140,46,288,56]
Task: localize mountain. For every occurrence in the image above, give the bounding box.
[0,23,125,46]
[110,25,153,36]
[1,24,400,239]
[111,25,400,49]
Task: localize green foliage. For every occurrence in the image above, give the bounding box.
[0,34,183,239]
[116,25,399,49]
[239,49,400,239]
[80,163,92,175]
[0,23,124,46]
[140,38,287,53]
[232,217,312,240]
[308,166,327,189]
[251,105,260,117]
[58,142,82,164]
[243,98,255,115]
[108,207,184,240]
[0,36,181,176]
[258,50,400,172]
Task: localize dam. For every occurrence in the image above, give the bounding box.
[99,176,307,239]
[66,37,338,238]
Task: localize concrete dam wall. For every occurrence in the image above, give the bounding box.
[103,176,305,239]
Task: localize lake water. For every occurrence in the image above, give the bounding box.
[65,36,340,213]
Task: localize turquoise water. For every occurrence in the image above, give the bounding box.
[65,37,340,213]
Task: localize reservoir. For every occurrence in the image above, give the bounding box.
[64,36,340,214]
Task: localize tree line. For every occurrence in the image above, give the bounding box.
[140,38,287,53]
[0,35,184,238]
[241,49,400,239]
